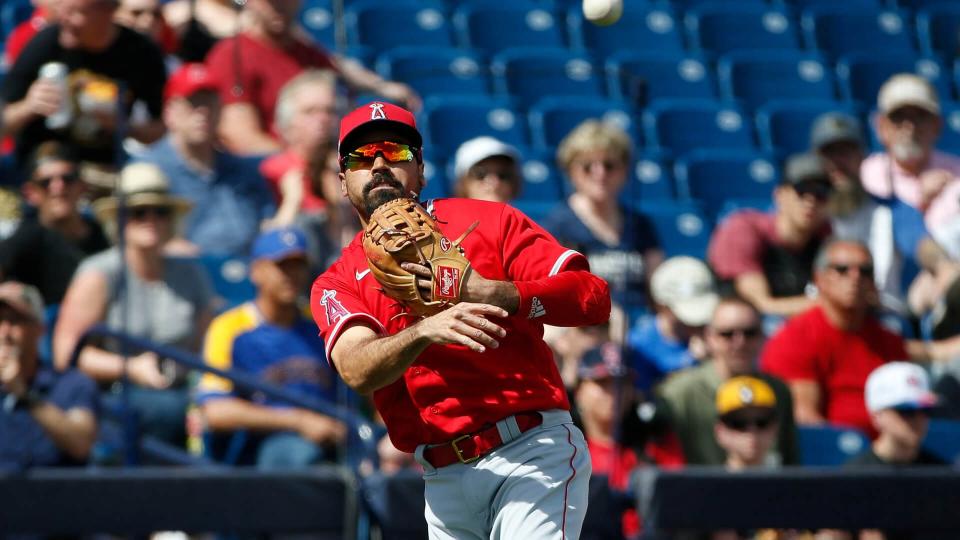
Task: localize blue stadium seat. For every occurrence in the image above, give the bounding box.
[375,47,489,99]
[670,0,767,11]
[802,7,916,60]
[923,419,960,464]
[606,51,716,107]
[192,255,256,311]
[716,197,773,223]
[299,0,336,49]
[896,0,960,12]
[490,48,603,109]
[797,425,871,466]
[837,53,951,108]
[345,0,453,52]
[916,4,960,60]
[674,149,780,219]
[620,152,677,205]
[776,0,880,8]
[514,148,566,204]
[452,2,566,54]
[937,102,960,154]
[420,96,529,160]
[0,0,31,43]
[717,51,836,113]
[527,96,637,150]
[686,3,800,55]
[567,4,683,58]
[643,99,755,155]
[755,99,860,156]
[632,201,713,259]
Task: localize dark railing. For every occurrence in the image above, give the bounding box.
[69,324,384,468]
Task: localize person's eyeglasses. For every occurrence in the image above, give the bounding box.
[128,205,174,220]
[714,327,762,340]
[722,413,777,432]
[469,166,516,183]
[32,172,80,190]
[893,407,930,419]
[793,181,833,202]
[340,142,418,170]
[574,159,622,174]
[828,263,874,278]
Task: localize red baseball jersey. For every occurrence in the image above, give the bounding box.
[311,198,610,452]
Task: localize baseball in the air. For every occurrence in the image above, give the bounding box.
[583,0,623,26]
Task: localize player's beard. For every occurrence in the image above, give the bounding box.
[363,171,406,216]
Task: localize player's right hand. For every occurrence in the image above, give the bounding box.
[25,78,64,118]
[415,302,508,353]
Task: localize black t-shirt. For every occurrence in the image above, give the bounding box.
[0,212,110,304]
[0,24,166,166]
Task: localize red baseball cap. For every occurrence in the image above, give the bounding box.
[338,101,423,155]
[164,63,218,103]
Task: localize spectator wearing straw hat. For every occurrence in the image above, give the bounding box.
[53,162,214,447]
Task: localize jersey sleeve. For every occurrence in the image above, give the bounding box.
[708,212,766,279]
[310,256,387,361]
[499,205,611,326]
[197,313,239,403]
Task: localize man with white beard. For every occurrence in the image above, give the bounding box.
[860,73,960,231]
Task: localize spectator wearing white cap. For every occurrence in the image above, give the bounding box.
[848,362,944,467]
[451,136,523,203]
[860,73,960,231]
[625,256,716,394]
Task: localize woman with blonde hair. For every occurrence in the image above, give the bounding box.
[53,162,215,447]
[542,119,663,315]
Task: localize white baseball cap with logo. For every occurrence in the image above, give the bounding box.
[650,256,719,327]
[878,73,940,116]
[865,362,938,413]
[453,136,521,180]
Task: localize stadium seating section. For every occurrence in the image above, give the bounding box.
[3,0,960,244]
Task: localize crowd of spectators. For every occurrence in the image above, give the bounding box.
[2,1,960,538]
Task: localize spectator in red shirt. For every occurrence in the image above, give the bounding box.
[760,238,960,437]
[204,0,419,155]
[708,154,833,319]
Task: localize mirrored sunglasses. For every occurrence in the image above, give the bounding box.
[341,141,417,170]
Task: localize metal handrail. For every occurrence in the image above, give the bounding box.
[69,324,383,467]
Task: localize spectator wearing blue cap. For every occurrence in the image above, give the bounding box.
[197,226,346,467]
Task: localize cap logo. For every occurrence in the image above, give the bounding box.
[282,231,297,246]
[370,102,386,120]
[738,385,755,404]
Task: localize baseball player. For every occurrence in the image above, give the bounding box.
[310,102,612,540]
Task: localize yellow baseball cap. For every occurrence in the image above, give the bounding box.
[716,376,777,417]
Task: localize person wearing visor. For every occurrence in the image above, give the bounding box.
[311,102,611,540]
[709,153,834,319]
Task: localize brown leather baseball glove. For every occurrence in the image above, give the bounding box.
[362,198,478,317]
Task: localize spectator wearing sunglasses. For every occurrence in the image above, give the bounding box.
[543,119,663,316]
[714,376,781,470]
[452,136,523,204]
[53,162,214,447]
[708,153,833,320]
[761,239,960,438]
[137,63,275,257]
[812,113,955,322]
[0,141,109,305]
[657,296,798,465]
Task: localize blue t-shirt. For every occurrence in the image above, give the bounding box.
[198,303,338,408]
[0,367,99,470]
[541,202,660,312]
[625,315,696,395]
[138,137,276,257]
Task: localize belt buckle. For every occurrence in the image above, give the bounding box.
[451,434,480,464]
